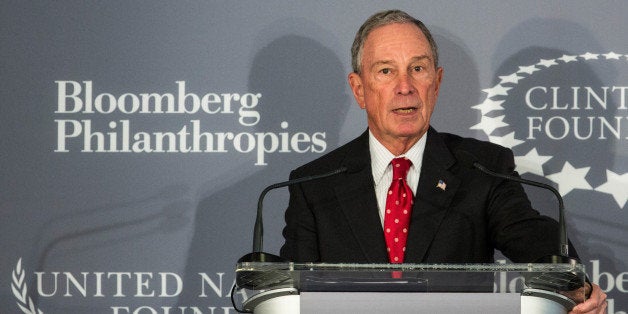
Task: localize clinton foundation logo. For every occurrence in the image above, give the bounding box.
[472,52,627,209]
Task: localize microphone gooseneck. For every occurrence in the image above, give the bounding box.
[455,150,589,302]
[239,166,348,263]
[253,166,348,253]
[455,150,568,257]
[472,162,568,257]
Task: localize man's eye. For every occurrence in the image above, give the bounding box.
[380,68,391,74]
[413,66,423,72]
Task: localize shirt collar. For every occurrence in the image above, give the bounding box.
[369,130,427,185]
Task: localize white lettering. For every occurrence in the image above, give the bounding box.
[233,133,255,153]
[291,132,310,153]
[612,86,628,109]
[526,116,627,140]
[54,81,262,122]
[35,272,58,297]
[33,271,185,298]
[56,80,83,113]
[238,93,261,126]
[160,272,183,297]
[136,272,155,297]
[64,272,88,297]
[525,86,548,110]
[199,273,226,298]
[111,306,236,314]
[108,272,132,297]
[585,86,608,110]
[527,117,543,139]
[255,132,279,166]
[53,81,332,165]
[545,116,570,140]
[525,86,628,111]
[55,119,82,152]
[58,119,330,155]
[311,132,327,153]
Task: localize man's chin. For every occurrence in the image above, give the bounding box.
[393,125,428,139]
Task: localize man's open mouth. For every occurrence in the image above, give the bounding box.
[393,107,417,114]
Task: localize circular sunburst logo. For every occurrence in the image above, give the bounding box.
[472,52,627,209]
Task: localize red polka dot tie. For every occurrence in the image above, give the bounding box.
[384,157,413,263]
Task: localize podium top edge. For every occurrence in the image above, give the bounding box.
[236,262,585,273]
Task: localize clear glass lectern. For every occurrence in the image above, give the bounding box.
[234,262,587,314]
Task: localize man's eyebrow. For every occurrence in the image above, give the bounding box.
[409,55,432,63]
[370,60,395,70]
[369,55,433,70]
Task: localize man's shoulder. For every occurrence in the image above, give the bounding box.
[437,131,508,152]
[434,130,514,168]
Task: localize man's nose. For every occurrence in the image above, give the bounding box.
[395,72,415,95]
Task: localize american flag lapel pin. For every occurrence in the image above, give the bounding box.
[436,180,447,191]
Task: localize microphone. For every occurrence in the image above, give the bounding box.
[234,166,350,294]
[238,166,349,264]
[455,150,569,257]
[455,150,585,296]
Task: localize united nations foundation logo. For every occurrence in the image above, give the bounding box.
[472,51,627,209]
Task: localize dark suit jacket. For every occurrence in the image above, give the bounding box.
[280,127,577,264]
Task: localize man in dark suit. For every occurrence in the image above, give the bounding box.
[279,9,606,313]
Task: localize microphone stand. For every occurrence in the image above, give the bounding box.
[238,167,347,263]
[467,157,587,298]
[471,162,568,257]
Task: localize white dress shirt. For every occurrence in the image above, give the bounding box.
[369,130,427,226]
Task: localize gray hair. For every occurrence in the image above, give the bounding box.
[351,10,439,74]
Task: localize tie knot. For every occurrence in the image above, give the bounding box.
[391,157,412,180]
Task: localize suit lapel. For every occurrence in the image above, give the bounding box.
[333,131,389,263]
[329,128,462,263]
[404,128,461,262]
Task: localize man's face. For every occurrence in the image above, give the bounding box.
[349,23,443,153]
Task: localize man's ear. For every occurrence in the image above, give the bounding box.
[434,66,444,98]
[348,72,365,109]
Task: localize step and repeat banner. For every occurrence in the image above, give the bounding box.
[1,1,626,313]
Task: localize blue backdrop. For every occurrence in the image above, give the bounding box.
[1,1,626,313]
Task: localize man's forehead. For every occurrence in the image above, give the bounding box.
[366,22,427,43]
[362,23,432,60]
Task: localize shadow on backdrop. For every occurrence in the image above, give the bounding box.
[178,33,348,306]
[429,28,483,137]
